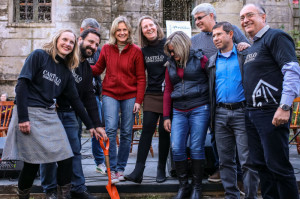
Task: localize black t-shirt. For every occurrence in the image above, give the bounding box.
[56,60,101,127]
[87,47,102,96]
[16,49,94,129]
[17,49,78,108]
[142,38,167,93]
[243,28,298,108]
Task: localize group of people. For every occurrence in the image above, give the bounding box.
[1,2,300,199]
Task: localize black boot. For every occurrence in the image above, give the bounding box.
[156,162,167,183]
[173,160,190,199]
[124,162,145,183]
[17,188,30,199]
[190,159,204,199]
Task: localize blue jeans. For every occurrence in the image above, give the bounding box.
[102,95,135,172]
[215,107,259,199]
[245,108,299,199]
[92,96,105,166]
[40,111,87,193]
[171,105,210,161]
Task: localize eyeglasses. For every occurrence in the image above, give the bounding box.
[194,14,208,22]
[240,12,262,21]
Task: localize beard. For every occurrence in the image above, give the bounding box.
[80,43,95,58]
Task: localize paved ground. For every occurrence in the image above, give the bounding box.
[0,131,299,198]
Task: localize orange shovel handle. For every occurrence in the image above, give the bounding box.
[99,137,110,156]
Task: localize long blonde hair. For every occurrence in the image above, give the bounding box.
[43,29,79,69]
[109,16,133,45]
[164,31,191,68]
[137,16,165,48]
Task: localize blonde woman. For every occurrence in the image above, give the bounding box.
[125,16,170,184]
[163,31,209,199]
[2,29,98,199]
[91,16,146,184]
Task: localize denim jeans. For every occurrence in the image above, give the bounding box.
[102,95,135,172]
[215,107,259,199]
[92,96,105,166]
[40,111,87,193]
[245,108,299,199]
[171,104,210,161]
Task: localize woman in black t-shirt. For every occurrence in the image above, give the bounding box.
[125,16,170,184]
[2,29,99,199]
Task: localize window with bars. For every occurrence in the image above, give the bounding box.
[14,0,52,23]
[163,0,193,27]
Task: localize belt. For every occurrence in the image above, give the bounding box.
[217,101,246,110]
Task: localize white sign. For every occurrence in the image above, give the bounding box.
[166,20,192,38]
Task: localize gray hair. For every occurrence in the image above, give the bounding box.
[137,16,165,47]
[164,31,191,68]
[191,3,216,21]
[1,93,7,98]
[81,18,100,30]
[242,3,266,14]
[109,16,133,45]
[241,4,266,22]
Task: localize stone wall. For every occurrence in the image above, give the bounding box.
[0,0,163,97]
[0,0,295,97]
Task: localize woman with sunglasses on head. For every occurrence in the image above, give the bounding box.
[2,29,99,199]
[163,31,209,199]
[124,16,170,184]
[91,16,146,184]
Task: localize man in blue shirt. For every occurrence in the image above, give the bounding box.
[191,3,250,182]
[207,21,259,199]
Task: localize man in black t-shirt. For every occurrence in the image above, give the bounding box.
[240,4,300,199]
[80,18,107,176]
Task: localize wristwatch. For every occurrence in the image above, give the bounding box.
[280,104,291,111]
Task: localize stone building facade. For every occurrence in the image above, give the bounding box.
[0,0,297,97]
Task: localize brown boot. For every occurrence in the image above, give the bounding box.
[57,183,71,199]
[17,188,30,199]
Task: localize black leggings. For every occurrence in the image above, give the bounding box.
[136,111,170,166]
[18,158,72,190]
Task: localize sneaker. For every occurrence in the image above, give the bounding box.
[117,171,125,181]
[208,169,221,183]
[96,163,106,175]
[111,171,119,184]
[71,190,95,199]
[46,191,57,199]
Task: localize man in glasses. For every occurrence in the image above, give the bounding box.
[190,3,250,184]
[191,3,249,59]
[240,4,300,199]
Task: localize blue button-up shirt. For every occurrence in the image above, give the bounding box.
[215,45,245,103]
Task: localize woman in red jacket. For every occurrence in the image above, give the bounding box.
[91,16,146,184]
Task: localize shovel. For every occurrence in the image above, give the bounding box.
[99,137,120,199]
